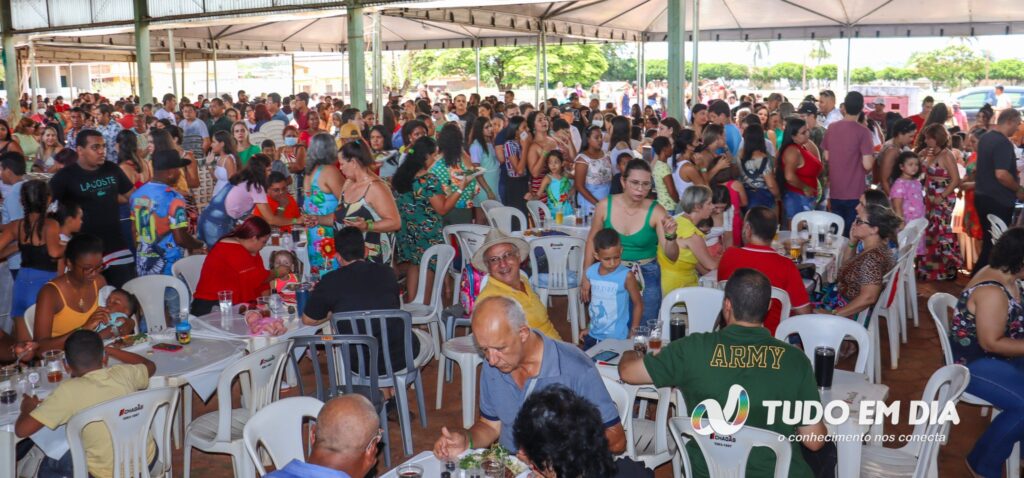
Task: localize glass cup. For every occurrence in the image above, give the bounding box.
[814,346,837,390]
[0,365,18,405]
[482,459,506,478]
[632,326,650,354]
[789,240,803,262]
[218,290,233,317]
[43,350,65,383]
[395,464,423,478]
[648,328,663,354]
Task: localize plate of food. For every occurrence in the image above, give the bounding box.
[459,445,529,478]
[107,333,149,349]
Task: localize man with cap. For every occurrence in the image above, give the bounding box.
[472,229,562,340]
[868,97,888,123]
[337,123,363,147]
[797,101,826,149]
[130,149,206,277]
[433,295,625,460]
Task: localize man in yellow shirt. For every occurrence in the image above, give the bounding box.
[471,229,562,341]
[16,330,157,478]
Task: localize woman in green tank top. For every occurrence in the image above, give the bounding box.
[582,159,679,330]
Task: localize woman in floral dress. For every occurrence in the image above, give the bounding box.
[302,133,345,276]
[392,137,465,301]
[915,124,962,281]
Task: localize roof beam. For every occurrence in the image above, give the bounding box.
[720,0,743,30]
[216,22,277,39]
[851,0,894,26]
[777,0,846,26]
[281,17,321,42]
[598,0,652,27]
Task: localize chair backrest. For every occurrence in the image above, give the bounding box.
[289,334,382,406]
[443,224,491,274]
[123,275,190,332]
[242,396,325,476]
[928,293,958,366]
[770,287,792,324]
[897,218,926,249]
[658,287,724,343]
[22,305,35,339]
[486,206,528,234]
[411,244,457,309]
[259,246,304,277]
[211,341,291,443]
[256,120,286,146]
[906,364,970,476]
[171,254,206,297]
[790,211,844,238]
[526,200,550,227]
[600,377,632,425]
[65,387,179,478]
[480,199,503,214]
[331,310,416,382]
[669,417,792,478]
[988,214,1008,242]
[528,236,585,291]
[775,314,871,375]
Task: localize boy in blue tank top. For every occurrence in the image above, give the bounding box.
[582,228,643,350]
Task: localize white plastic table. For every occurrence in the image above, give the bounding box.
[0,367,64,478]
[382,450,531,478]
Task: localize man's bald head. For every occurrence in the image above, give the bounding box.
[314,394,379,456]
[472,296,530,374]
[472,296,527,334]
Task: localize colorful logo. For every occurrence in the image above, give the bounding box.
[119,404,144,417]
[690,384,750,436]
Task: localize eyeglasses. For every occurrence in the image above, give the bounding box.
[626,179,652,190]
[365,428,383,452]
[853,217,873,227]
[486,250,519,266]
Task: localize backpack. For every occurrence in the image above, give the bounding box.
[459,263,488,316]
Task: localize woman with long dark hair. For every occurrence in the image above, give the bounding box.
[0,119,24,155]
[877,119,917,194]
[737,123,779,209]
[206,129,239,197]
[0,180,65,321]
[430,123,490,224]
[325,141,400,264]
[190,217,273,315]
[467,117,500,223]
[197,153,295,247]
[605,115,634,174]
[368,124,396,176]
[525,111,562,197]
[670,129,702,208]
[912,102,951,151]
[393,137,463,301]
[777,117,822,224]
[915,123,962,281]
[574,126,613,218]
[501,115,531,213]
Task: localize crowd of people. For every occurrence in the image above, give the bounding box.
[0,79,1021,477]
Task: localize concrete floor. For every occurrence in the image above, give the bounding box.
[171,275,995,477]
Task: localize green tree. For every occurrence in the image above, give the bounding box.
[544,45,609,88]
[769,62,804,80]
[990,59,1024,83]
[812,64,838,81]
[600,43,637,82]
[908,44,984,88]
[850,67,877,84]
[808,40,831,65]
[878,66,915,81]
[699,63,748,80]
[644,59,668,80]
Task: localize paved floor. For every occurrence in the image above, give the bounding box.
[171,275,992,477]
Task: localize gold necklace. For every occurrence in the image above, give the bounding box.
[65,276,86,309]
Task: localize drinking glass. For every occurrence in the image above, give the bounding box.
[632,326,649,354]
[0,365,18,405]
[256,297,271,318]
[218,290,233,317]
[814,346,836,390]
[482,460,505,478]
[648,328,663,354]
[395,464,423,478]
[43,350,65,383]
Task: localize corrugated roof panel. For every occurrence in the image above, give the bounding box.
[10,0,50,30]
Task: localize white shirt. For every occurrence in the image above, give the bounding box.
[819,108,843,129]
[154,108,176,121]
[995,93,1013,114]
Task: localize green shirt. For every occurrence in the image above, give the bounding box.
[643,325,820,478]
[238,144,261,167]
[207,115,234,137]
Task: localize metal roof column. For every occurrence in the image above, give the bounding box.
[169,30,178,97]
[348,0,367,110]
[1,0,20,120]
[133,0,152,103]
[690,0,699,115]
[372,10,383,120]
[667,0,685,120]
[535,35,541,105]
[474,42,481,95]
[29,41,38,112]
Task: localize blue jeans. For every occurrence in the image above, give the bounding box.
[829,198,859,237]
[638,260,661,329]
[197,184,235,248]
[965,357,1024,478]
[12,267,57,319]
[745,187,775,210]
[783,191,815,225]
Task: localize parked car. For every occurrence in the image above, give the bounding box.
[954,86,1024,123]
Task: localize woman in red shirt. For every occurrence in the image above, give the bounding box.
[777,117,823,225]
[190,217,279,315]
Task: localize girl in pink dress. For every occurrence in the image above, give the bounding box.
[888,151,926,255]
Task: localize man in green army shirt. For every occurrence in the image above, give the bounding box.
[619,269,836,478]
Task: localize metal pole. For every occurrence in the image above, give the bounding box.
[29,41,39,112]
[212,40,218,98]
[690,0,700,113]
[845,34,852,92]
[474,42,481,95]
[347,0,367,110]
[67,64,74,99]
[372,10,383,119]
[290,55,296,95]
[205,58,209,97]
[636,39,642,104]
[541,31,548,100]
[667,0,685,119]
[1,0,20,120]
[534,35,541,105]
[132,0,151,103]
[340,51,346,102]
[169,30,178,97]
[180,52,186,97]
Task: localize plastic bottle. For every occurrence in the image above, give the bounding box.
[269,290,283,319]
[176,317,192,345]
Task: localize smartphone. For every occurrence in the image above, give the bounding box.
[592,351,620,363]
[152,343,183,353]
[642,145,653,163]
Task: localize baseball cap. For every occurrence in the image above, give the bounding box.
[152,150,191,171]
[339,123,362,140]
[873,97,886,106]
[797,102,818,116]
[802,95,817,103]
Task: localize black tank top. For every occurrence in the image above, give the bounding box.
[19,222,57,272]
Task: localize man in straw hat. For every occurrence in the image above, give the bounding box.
[471,229,561,340]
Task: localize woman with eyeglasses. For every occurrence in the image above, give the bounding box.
[816,204,900,318]
[582,159,679,329]
[658,185,719,294]
[777,117,823,224]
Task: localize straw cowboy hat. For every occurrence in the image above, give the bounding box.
[470,229,530,272]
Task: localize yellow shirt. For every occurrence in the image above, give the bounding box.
[476,272,563,341]
[31,364,155,478]
[657,215,704,296]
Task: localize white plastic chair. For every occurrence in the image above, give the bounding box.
[485,206,528,234]
[435,332,483,429]
[602,376,676,471]
[856,265,901,379]
[658,287,724,343]
[860,364,970,478]
[172,255,206,299]
[401,243,456,360]
[183,341,292,478]
[242,396,324,476]
[929,293,1019,477]
[526,200,550,228]
[775,314,872,380]
[988,213,1008,243]
[255,120,286,147]
[528,236,585,343]
[896,222,926,336]
[480,199,503,214]
[21,305,35,339]
[65,387,179,478]
[790,211,844,238]
[123,275,190,333]
[669,417,792,478]
[442,224,491,305]
[771,287,792,324]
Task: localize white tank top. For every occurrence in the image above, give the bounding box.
[672,158,695,202]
